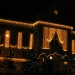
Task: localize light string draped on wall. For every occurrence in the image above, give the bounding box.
[29,34,33,49]
[17,32,22,49]
[5,30,33,49]
[5,30,10,48]
[42,27,68,51]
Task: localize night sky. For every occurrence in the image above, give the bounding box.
[0,0,75,30]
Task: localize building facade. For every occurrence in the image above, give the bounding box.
[0,18,75,74]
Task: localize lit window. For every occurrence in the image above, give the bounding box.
[10,31,18,45]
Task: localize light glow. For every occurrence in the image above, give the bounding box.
[10,45,17,48]
[0,57,28,62]
[0,44,4,47]
[49,56,52,59]
[64,62,68,65]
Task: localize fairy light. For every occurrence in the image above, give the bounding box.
[0,19,73,30]
[17,32,22,49]
[62,30,67,51]
[5,30,10,48]
[64,62,68,65]
[47,28,55,42]
[42,27,68,51]
[71,31,75,34]
[10,45,17,48]
[57,29,67,51]
[49,56,52,59]
[0,57,28,62]
[72,40,75,54]
[12,58,27,62]
[42,27,49,49]
[57,29,64,44]
[0,44,4,47]
[29,34,33,49]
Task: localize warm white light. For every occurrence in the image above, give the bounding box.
[5,30,10,48]
[6,34,9,37]
[29,34,33,49]
[17,32,22,49]
[72,40,75,54]
[0,57,28,62]
[64,62,68,65]
[49,56,52,59]
[42,27,68,51]
[0,19,73,30]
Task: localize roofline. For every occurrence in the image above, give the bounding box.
[0,18,73,30]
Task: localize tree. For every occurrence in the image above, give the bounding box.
[0,57,17,74]
[27,50,38,74]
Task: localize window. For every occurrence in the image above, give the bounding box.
[0,29,5,44]
[10,31,18,45]
[50,33,61,47]
[22,32,30,46]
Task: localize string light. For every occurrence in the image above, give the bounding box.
[0,44,4,47]
[72,40,75,54]
[0,57,28,62]
[17,32,22,49]
[0,19,73,30]
[5,30,10,48]
[10,45,17,48]
[42,27,68,51]
[29,34,33,49]
[71,31,75,35]
[38,52,70,60]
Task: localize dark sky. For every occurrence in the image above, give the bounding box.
[0,0,75,30]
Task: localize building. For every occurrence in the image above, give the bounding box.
[0,18,75,74]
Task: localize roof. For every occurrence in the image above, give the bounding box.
[0,18,73,30]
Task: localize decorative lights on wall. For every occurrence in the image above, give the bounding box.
[57,29,68,51]
[5,30,10,48]
[42,27,68,51]
[29,34,33,49]
[17,32,22,49]
[42,27,55,49]
[72,40,75,54]
[0,57,28,62]
[0,19,73,30]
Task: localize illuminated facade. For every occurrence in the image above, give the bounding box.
[0,18,74,74]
